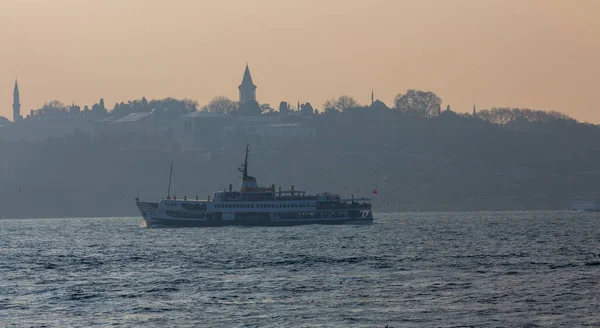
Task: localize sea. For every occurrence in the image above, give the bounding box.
[1,211,599,328]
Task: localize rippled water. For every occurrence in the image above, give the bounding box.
[1,212,599,327]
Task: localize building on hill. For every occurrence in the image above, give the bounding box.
[96,112,153,138]
[0,116,95,142]
[439,105,460,120]
[237,64,261,116]
[255,122,316,148]
[176,111,232,151]
[237,115,282,134]
[370,99,389,111]
[0,116,11,127]
[299,102,315,116]
[239,64,257,104]
[279,101,290,114]
[369,91,390,111]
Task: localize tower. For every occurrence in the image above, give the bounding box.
[472,103,477,117]
[13,79,20,122]
[238,64,257,104]
[371,89,374,105]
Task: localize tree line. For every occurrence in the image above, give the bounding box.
[29,88,580,131]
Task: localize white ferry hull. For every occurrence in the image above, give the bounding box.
[137,202,373,228]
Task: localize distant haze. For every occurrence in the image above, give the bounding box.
[1,0,599,122]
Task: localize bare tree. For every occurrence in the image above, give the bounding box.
[323,95,360,113]
[36,100,67,117]
[394,90,441,118]
[478,107,575,126]
[206,96,238,114]
[182,98,199,112]
[260,103,274,114]
[335,95,360,111]
[323,98,338,113]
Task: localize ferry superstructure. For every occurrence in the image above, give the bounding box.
[135,146,373,227]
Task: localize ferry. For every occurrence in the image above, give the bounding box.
[571,200,600,212]
[135,145,373,227]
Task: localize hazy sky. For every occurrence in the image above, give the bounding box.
[1,0,599,122]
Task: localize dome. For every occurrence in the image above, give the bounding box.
[0,116,12,125]
[370,99,389,110]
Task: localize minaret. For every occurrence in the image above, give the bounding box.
[13,79,21,122]
[238,64,257,104]
[371,89,374,105]
[472,103,477,117]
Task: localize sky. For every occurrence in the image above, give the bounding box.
[1,0,599,122]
